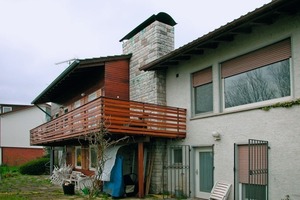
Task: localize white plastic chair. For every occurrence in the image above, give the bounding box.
[78,176,94,190]
[209,181,231,200]
[66,171,85,189]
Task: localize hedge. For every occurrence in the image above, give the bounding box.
[19,157,50,175]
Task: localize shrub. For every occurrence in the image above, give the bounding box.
[19,157,50,175]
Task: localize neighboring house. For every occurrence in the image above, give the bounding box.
[30,0,300,199]
[141,0,300,199]
[0,104,50,166]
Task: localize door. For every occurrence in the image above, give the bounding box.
[236,139,268,200]
[195,147,214,199]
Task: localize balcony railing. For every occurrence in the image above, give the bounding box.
[30,97,186,145]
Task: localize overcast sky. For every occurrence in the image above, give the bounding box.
[0,0,271,105]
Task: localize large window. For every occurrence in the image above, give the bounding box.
[193,67,213,114]
[222,39,291,109]
[224,59,290,108]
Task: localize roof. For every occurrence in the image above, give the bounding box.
[140,0,300,71]
[0,104,33,116]
[119,12,177,42]
[0,104,41,117]
[32,54,132,104]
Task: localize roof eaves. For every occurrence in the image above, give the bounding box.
[140,0,290,71]
[31,60,80,104]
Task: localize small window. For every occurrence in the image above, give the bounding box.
[192,67,213,115]
[171,147,183,166]
[88,92,97,102]
[75,146,82,168]
[89,146,98,170]
[74,100,81,109]
[45,107,51,122]
[3,106,12,113]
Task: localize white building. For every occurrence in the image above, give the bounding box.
[142,0,300,199]
[0,104,50,166]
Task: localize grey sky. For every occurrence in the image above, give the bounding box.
[0,0,271,105]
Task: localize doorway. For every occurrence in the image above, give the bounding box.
[194,147,214,199]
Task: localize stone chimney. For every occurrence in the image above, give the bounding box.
[120,12,176,105]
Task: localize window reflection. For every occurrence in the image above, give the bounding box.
[224,59,290,108]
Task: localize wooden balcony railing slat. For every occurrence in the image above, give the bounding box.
[30,97,186,145]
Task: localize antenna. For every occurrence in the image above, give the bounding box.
[55,58,78,65]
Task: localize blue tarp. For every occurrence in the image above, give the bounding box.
[103,155,124,198]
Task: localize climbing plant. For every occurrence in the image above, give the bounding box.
[261,98,300,111]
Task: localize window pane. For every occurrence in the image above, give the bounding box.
[173,148,182,164]
[224,59,290,108]
[195,83,213,114]
[199,152,213,192]
[3,106,12,113]
[90,146,98,169]
[76,147,82,167]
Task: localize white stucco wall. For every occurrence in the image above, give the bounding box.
[165,14,300,200]
[0,106,47,148]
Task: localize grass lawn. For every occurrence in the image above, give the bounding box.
[0,167,158,200]
[0,173,89,200]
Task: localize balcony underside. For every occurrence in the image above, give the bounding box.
[31,97,186,146]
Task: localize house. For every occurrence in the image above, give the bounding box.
[141,0,300,199]
[30,23,186,197]
[30,0,300,199]
[0,103,50,166]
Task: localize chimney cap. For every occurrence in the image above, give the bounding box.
[120,12,176,42]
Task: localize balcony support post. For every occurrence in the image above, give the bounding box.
[49,146,54,175]
[138,142,145,198]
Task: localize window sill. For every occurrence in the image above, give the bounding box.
[191,96,293,120]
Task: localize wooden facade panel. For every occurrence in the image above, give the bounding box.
[105,60,129,100]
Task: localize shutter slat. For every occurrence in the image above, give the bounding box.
[222,38,291,78]
[192,67,212,87]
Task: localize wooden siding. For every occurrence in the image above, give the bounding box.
[30,97,186,146]
[104,60,129,100]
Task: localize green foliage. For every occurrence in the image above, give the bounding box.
[19,157,50,175]
[261,98,300,111]
[0,165,20,178]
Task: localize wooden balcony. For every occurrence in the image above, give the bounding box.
[30,97,186,146]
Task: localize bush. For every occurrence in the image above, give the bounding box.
[0,165,20,178]
[19,157,50,175]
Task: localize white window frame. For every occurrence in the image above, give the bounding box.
[191,67,214,117]
[170,146,184,167]
[222,58,293,113]
[3,106,12,113]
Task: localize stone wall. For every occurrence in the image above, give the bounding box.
[122,20,174,105]
[122,18,175,194]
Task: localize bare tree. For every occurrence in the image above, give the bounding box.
[83,118,129,199]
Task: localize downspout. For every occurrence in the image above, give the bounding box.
[35,104,52,120]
